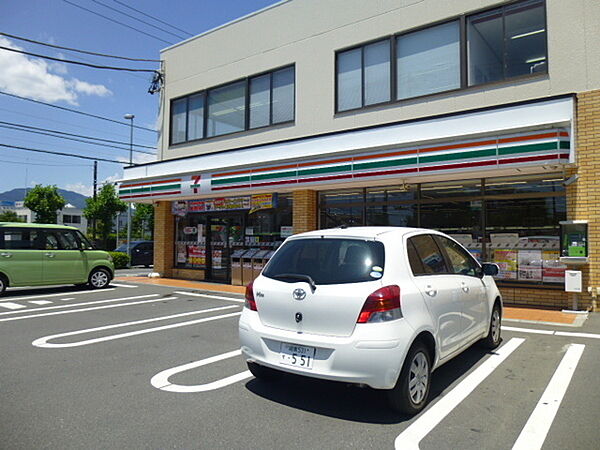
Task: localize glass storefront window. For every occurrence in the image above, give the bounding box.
[366,186,416,203]
[420,179,482,199]
[366,204,417,227]
[485,175,563,195]
[320,189,364,205]
[321,206,363,228]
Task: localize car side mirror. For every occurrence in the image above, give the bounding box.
[481,263,499,276]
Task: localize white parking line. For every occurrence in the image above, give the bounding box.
[0,288,115,302]
[512,343,585,450]
[151,349,252,393]
[28,300,53,305]
[394,338,525,450]
[109,283,138,288]
[0,302,27,310]
[61,298,75,301]
[503,325,600,340]
[0,295,172,322]
[174,291,245,303]
[32,309,241,348]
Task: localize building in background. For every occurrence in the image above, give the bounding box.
[0,201,88,233]
[117,0,600,310]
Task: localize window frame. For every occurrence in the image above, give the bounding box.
[169,64,296,147]
[334,0,547,114]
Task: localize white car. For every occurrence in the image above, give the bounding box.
[239,227,502,414]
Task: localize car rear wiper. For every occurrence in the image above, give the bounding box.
[272,273,317,293]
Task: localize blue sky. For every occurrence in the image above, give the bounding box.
[0,0,280,197]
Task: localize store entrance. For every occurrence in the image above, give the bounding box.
[206,213,245,283]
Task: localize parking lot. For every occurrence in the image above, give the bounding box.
[1,282,599,449]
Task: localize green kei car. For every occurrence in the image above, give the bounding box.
[0,223,115,295]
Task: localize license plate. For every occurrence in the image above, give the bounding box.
[280,342,315,369]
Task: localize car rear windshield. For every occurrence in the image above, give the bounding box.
[263,238,385,285]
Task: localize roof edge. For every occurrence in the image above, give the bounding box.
[160,0,293,54]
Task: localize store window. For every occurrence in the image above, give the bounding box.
[396,20,460,99]
[468,0,547,86]
[318,173,565,286]
[207,81,246,137]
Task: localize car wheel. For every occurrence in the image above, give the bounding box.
[88,268,111,289]
[0,274,7,296]
[247,361,280,380]
[387,342,431,415]
[481,303,502,349]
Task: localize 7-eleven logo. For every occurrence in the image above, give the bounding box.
[191,175,201,194]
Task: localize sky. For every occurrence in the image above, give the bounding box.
[0,0,280,197]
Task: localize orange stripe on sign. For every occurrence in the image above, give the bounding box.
[121,178,182,188]
[498,132,559,144]
[419,139,498,155]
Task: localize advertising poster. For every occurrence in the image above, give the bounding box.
[212,250,222,269]
[493,249,517,280]
[518,249,542,281]
[280,226,294,238]
[468,248,482,263]
[542,250,566,283]
[187,245,205,266]
[250,193,277,213]
[176,243,187,264]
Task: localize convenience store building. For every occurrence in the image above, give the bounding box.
[118,0,600,310]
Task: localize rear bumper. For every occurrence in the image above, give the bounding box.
[238,309,416,389]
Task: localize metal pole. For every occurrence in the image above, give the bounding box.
[92,160,97,242]
[125,114,135,268]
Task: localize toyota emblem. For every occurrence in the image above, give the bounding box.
[293,288,306,300]
[295,312,303,323]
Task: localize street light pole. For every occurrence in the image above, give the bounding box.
[124,113,135,268]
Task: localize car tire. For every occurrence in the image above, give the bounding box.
[0,274,7,296]
[387,342,431,415]
[481,303,502,349]
[88,268,111,289]
[247,361,280,380]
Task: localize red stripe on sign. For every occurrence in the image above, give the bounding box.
[419,160,497,172]
[499,154,562,165]
[121,178,181,188]
[212,184,252,191]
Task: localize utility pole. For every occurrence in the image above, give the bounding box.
[124,113,135,268]
[92,160,97,242]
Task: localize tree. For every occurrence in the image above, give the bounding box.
[24,185,66,224]
[84,184,127,249]
[0,210,24,222]
[132,203,154,240]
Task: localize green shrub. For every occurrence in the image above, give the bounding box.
[109,252,130,269]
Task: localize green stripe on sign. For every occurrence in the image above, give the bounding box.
[498,141,557,156]
[420,148,496,164]
[150,183,180,192]
[251,170,297,181]
[353,157,418,171]
[559,140,570,150]
[211,175,251,186]
[297,164,352,177]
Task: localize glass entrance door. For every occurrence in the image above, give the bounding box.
[206,214,244,283]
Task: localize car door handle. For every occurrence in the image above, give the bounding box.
[45,253,56,258]
[0,252,12,258]
[425,285,437,297]
[461,282,469,293]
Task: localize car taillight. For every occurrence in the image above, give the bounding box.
[357,285,402,323]
[245,281,258,311]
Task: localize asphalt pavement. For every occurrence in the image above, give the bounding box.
[1,281,598,449]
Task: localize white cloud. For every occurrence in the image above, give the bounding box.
[64,172,123,197]
[0,37,112,105]
[117,153,157,165]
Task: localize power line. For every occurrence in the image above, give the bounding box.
[91,0,187,40]
[0,120,156,150]
[0,143,126,164]
[62,0,174,46]
[112,0,194,38]
[0,123,156,155]
[0,45,157,73]
[0,32,161,62]
[0,157,91,167]
[0,90,159,134]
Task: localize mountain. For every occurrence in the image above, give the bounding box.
[0,188,89,209]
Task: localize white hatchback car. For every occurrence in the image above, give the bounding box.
[239,227,502,414]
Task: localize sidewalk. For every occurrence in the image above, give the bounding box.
[116,276,588,327]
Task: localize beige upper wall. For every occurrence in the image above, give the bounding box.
[156,0,600,161]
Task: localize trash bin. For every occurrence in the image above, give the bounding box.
[252,250,270,280]
[230,249,246,286]
[242,249,259,284]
